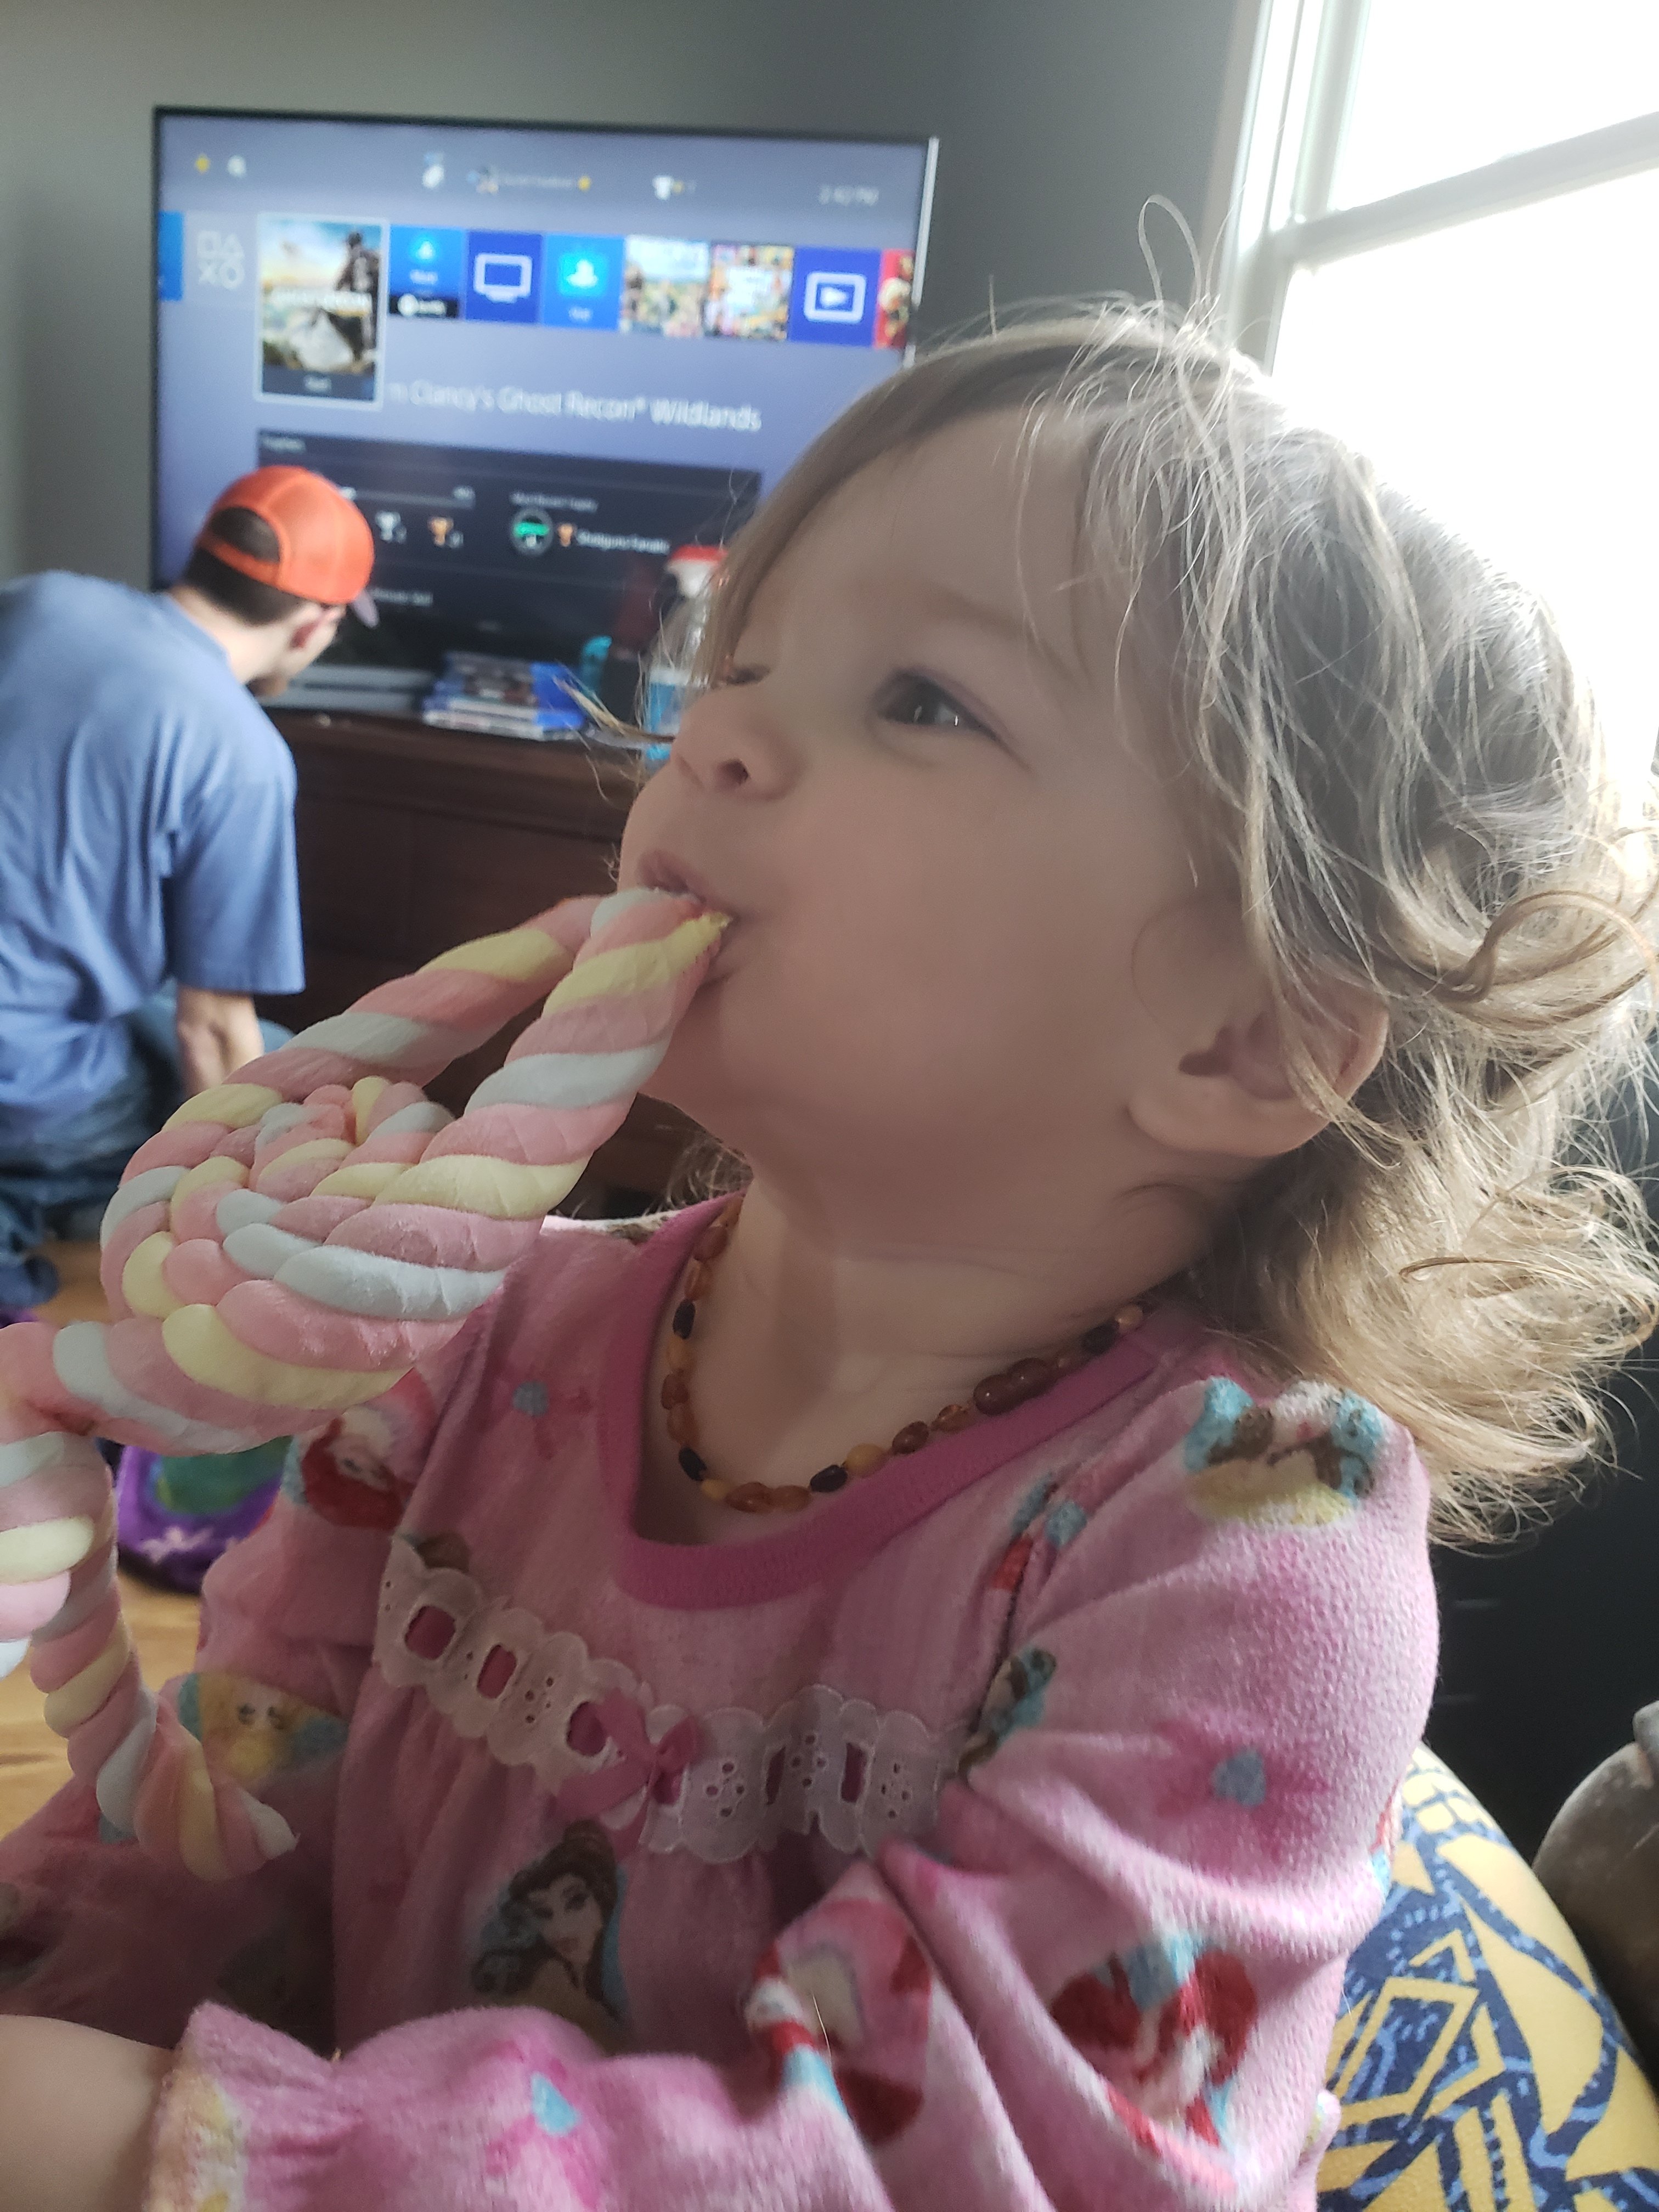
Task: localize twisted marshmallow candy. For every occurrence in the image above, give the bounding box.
[0,888,724,1878]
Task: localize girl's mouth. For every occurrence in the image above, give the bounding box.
[633,849,734,919]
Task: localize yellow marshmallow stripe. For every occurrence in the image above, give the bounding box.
[122,1233,185,1319]
[161,1306,409,1412]
[350,1075,390,1142]
[554,914,725,1008]
[255,1138,351,1183]
[120,1158,252,1320]
[312,1162,407,1200]
[0,1516,98,1584]
[422,920,576,985]
[177,1743,233,1881]
[166,1081,283,1131]
[366,1154,585,1218]
[0,1490,111,1598]
[41,1618,132,1734]
[172,1156,249,1205]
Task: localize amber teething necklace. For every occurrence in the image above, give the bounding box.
[661,1197,1150,1515]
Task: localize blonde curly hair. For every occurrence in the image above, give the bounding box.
[686,302,1658,1537]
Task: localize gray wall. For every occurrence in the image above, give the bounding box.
[0,0,1234,585]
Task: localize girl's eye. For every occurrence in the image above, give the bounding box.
[877,673,990,736]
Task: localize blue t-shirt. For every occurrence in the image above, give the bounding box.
[0,574,305,1139]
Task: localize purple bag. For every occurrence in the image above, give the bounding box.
[114,1438,289,1593]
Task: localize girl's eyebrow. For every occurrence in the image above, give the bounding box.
[897,578,1025,636]
[901,581,1081,684]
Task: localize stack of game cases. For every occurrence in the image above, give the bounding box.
[420,652,589,741]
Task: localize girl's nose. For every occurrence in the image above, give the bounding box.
[669,684,794,798]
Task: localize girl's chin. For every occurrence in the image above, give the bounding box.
[639,1044,721,1130]
[642,1065,737,1142]
[647,988,732,1098]
[640,1039,761,1162]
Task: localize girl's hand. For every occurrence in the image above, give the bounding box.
[0,2018,172,2212]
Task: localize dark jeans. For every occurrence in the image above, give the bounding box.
[0,986,289,1308]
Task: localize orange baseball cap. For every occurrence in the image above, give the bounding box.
[196,465,379,625]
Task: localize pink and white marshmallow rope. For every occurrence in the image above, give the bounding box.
[0,888,723,1879]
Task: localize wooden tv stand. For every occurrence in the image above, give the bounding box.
[264,709,696,1202]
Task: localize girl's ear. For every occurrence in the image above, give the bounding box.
[1128,903,1388,1164]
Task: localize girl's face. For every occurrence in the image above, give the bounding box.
[527,1874,605,1977]
[620,411,1205,1211]
[329,1434,388,1489]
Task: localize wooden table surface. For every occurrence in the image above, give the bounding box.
[0,1575,199,1837]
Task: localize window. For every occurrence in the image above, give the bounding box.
[1211,1,1659,786]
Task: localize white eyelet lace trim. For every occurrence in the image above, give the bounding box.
[376,1541,967,1863]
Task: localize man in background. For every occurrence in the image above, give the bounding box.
[0,465,376,1308]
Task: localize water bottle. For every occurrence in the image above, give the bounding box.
[641,546,724,738]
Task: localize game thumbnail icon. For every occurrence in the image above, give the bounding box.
[703,244,794,341]
[258,216,385,403]
[876,249,915,351]
[621,236,711,337]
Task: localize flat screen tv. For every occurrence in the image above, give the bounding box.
[153,108,936,669]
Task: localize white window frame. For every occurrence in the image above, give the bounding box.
[1203,0,1659,366]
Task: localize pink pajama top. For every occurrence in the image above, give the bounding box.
[0,1203,1437,2211]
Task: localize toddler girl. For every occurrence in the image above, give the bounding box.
[0,304,1652,2212]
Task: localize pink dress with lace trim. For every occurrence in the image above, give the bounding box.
[0,1202,1437,2212]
